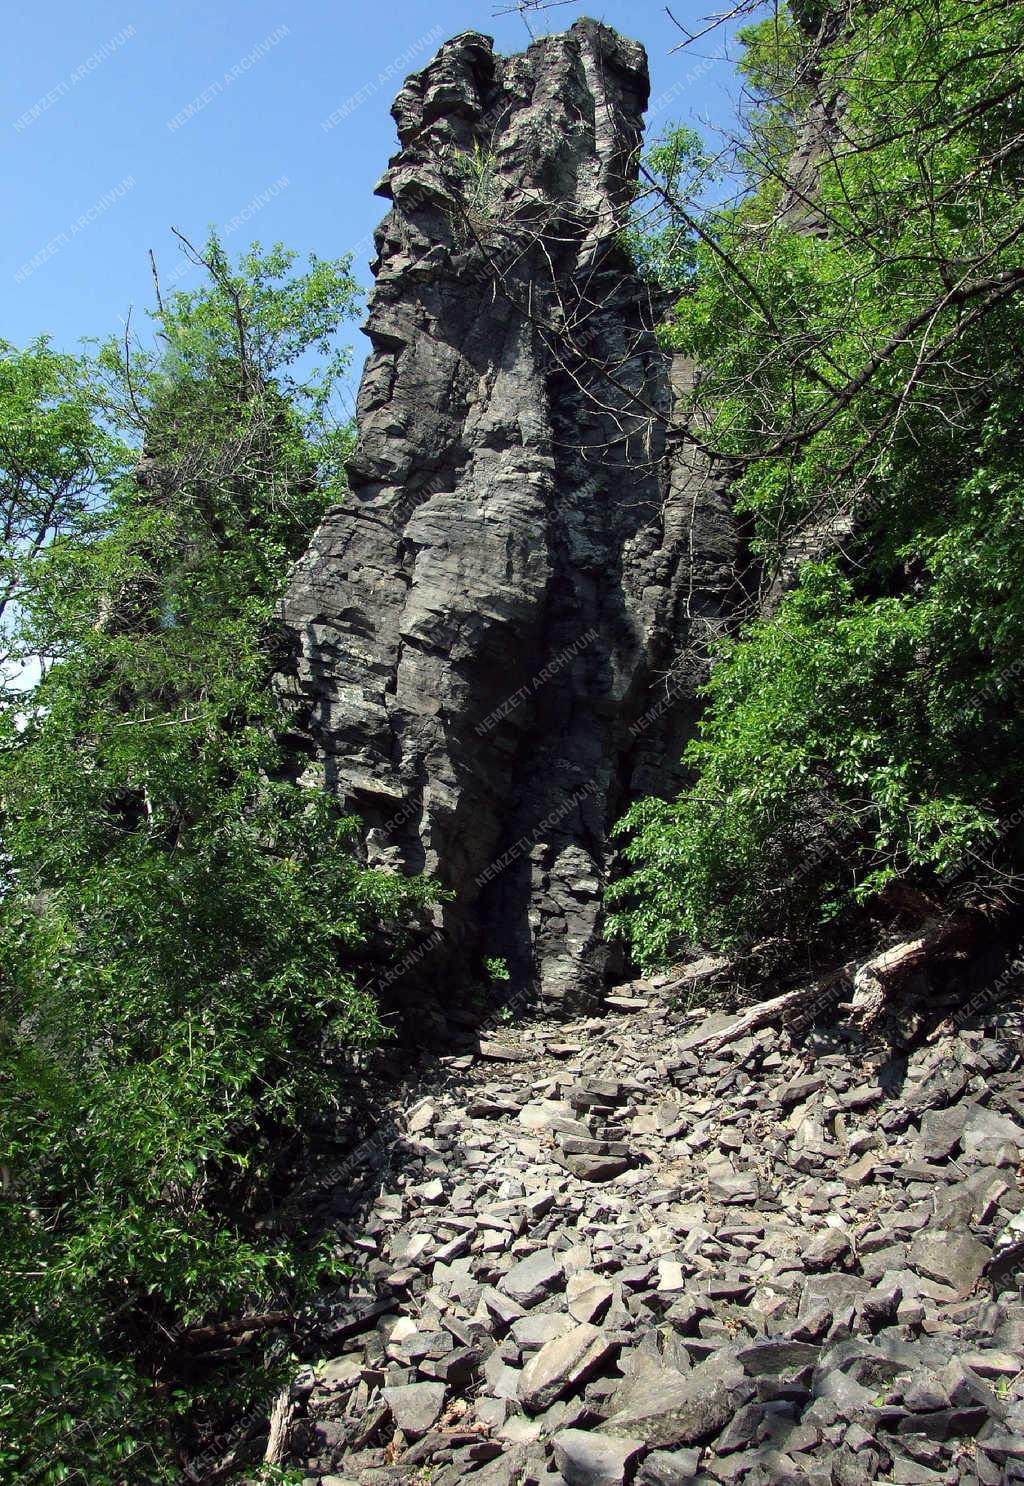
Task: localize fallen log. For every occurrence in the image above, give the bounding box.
[673,898,1020,1050]
[679,971,852,1055]
[622,954,732,998]
[849,935,930,1027]
[849,899,1019,1028]
[176,1310,291,1352]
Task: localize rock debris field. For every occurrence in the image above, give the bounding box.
[280,980,1024,1486]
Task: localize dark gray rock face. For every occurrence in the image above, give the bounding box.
[276,22,736,1007]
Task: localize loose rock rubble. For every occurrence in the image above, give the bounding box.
[280,986,1024,1486]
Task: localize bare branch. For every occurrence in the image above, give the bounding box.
[171,226,253,398]
[148,248,164,315]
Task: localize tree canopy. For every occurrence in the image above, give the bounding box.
[0,237,437,1484]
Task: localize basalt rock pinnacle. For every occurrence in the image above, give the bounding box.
[276,20,737,1009]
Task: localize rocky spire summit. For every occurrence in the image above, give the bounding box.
[276,21,736,1010]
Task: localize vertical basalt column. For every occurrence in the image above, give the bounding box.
[277,21,737,1010]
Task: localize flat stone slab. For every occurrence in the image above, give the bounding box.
[566,1272,616,1325]
[498,1248,565,1308]
[552,1428,646,1486]
[803,1226,852,1271]
[511,1313,575,1350]
[478,1041,532,1062]
[910,1230,990,1295]
[737,1340,822,1376]
[519,1322,620,1413]
[600,1350,744,1448]
[382,1381,446,1438]
[708,1171,760,1203]
[555,1152,632,1182]
[636,1449,703,1486]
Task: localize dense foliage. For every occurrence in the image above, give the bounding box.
[610,0,1024,965]
[0,239,436,1483]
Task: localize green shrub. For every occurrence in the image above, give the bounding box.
[609,0,1024,967]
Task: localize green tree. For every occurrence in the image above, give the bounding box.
[0,236,437,1483]
[609,0,1024,967]
[0,339,125,693]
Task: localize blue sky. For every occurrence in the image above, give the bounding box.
[2,0,747,403]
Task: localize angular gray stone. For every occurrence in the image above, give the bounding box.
[499,1249,565,1308]
[933,1168,1010,1228]
[978,1424,1024,1461]
[461,1444,530,1486]
[478,1042,533,1064]
[512,1313,576,1351]
[961,1105,1024,1154]
[737,1340,821,1376]
[317,1355,362,1390]
[600,1349,745,1448]
[800,1271,872,1321]
[709,1172,760,1204]
[888,1459,948,1485]
[566,1272,616,1325]
[942,1354,1005,1417]
[479,1285,527,1327]
[420,1345,484,1387]
[556,1152,633,1182]
[859,1243,907,1283]
[901,1371,949,1412]
[915,1105,967,1160]
[483,1355,522,1401]
[566,1080,627,1108]
[815,1368,876,1412]
[382,1380,446,1437]
[858,1279,902,1331]
[551,1429,646,1486]
[959,1348,1020,1380]
[803,1226,852,1271]
[519,1322,620,1413]
[909,1230,990,1295]
[609,1354,695,1419]
[636,1448,702,1486]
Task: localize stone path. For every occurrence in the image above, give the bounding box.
[279,980,1024,1486]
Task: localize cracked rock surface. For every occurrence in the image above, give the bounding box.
[275,23,737,1008]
